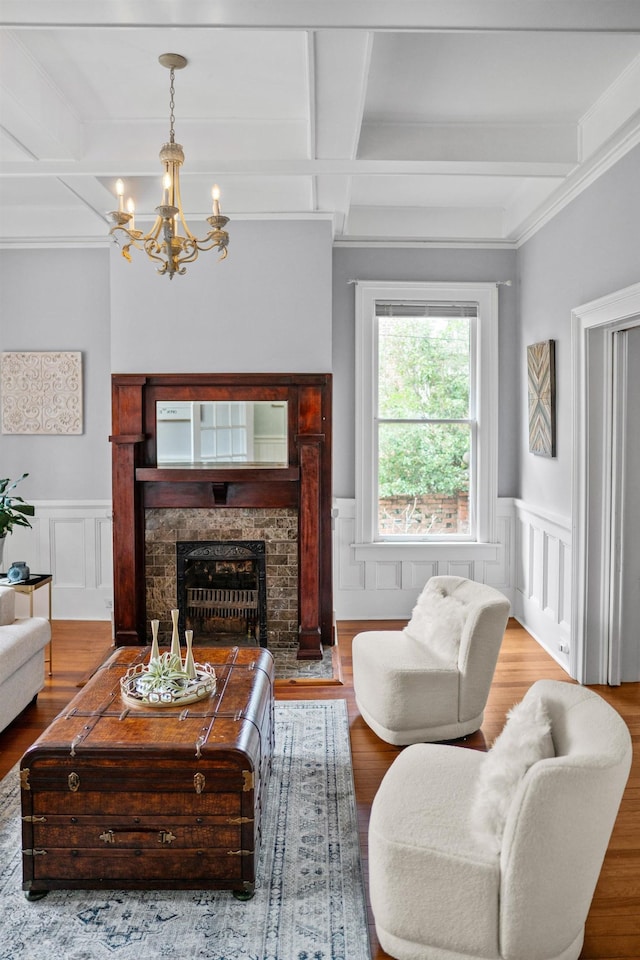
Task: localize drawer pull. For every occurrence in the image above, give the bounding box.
[97,828,177,845]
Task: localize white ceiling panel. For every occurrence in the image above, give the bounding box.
[363,33,640,123]
[350,174,524,208]
[15,29,310,123]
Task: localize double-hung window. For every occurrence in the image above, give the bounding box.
[355,282,499,547]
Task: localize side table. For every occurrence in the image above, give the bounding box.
[0,574,53,675]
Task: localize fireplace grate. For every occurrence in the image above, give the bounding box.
[177,540,267,647]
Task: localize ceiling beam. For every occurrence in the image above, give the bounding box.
[3,1,640,32]
[0,158,576,178]
[313,31,372,160]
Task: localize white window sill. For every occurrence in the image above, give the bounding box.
[352,541,500,562]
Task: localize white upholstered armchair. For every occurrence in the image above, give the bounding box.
[352,576,510,744]
[368,679,632,960]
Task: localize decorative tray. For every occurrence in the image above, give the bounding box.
[120,659,217,709]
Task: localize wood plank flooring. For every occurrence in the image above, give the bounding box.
[1,618,638,959]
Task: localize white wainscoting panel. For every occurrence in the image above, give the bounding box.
[3,495,571,663]
[4,501,113,620]
[513,499,572,673]
[332,498,516,620]
[333,496,572,677]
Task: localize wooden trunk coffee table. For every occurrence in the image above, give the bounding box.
[20,645,274,900]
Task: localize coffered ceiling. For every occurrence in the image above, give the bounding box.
[1,1,639,248]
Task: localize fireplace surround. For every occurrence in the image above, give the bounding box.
[110,373,332,659]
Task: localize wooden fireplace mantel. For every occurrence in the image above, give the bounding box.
[110,373,333,659]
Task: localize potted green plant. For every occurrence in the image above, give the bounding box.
[0,473,35,571]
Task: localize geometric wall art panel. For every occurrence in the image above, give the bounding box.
[527,339,556,457]
[1,351,83,434]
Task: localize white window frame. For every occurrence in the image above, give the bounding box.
[355,281,499,558]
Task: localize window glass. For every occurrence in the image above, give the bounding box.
[376,309,474,539]
[355,282,498,547]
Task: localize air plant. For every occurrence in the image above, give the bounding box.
[135,652,190,697]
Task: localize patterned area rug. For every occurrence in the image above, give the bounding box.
[0,701,370,960]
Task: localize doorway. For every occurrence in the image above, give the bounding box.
[571,283,640,684]
[609,325,640,683]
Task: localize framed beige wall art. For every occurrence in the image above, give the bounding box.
[1,351,83,435]
[527,339,556,457]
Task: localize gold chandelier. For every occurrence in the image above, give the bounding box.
[108,54,229,279]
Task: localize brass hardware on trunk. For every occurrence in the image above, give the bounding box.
[227,849,254,857]
[159,830,176,845]
[22,816,47,823]
[242,770,254,792]
[23,849,47,856]
[20,768,30,791]
[68,772,80,792]
[99,830,115,844]
[194,772,205,794]
[227,816,254,824]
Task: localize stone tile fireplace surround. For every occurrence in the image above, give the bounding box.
[110,373,332,659]
[146,507,298,648]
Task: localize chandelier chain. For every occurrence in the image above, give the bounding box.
[168,67,176,143]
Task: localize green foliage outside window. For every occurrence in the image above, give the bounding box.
[377,317,471,498]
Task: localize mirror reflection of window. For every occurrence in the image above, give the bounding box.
[156,401,287,467]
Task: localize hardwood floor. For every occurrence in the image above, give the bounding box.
[1,618,638,959]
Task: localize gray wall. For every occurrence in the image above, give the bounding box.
[2,143,638,515]
[518,143,640,518]
[331,246,519,499]
[110,220,333,373]
[0,248,112,500]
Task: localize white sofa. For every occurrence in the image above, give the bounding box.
[0,585,51,734]
[368,679,632,960]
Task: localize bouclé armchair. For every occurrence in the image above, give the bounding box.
[352,576,510,744]
[368,679,632,960]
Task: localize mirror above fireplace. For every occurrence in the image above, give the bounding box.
[156,400,288,468]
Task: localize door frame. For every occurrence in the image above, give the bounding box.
[571,282,640,684]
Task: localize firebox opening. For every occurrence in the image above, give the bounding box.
[177,541,267,647]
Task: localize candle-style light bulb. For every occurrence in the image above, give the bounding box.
[126,197,135,230]
[116,178,124,212]
[211,184,221,217]
[162,172,172,204]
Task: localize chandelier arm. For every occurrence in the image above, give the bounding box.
[147,216,165,242]
[142,236,171,269]
[171,163,198,243]
[173,239,200,267]
[192,232,230,258]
